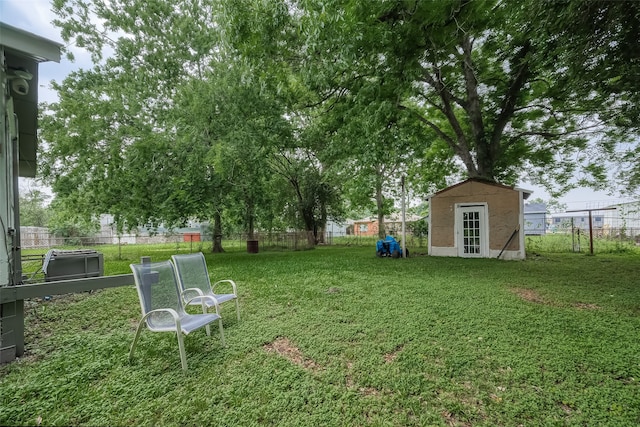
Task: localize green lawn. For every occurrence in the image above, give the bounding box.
[2,245,639,426]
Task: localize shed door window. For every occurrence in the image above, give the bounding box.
[462,211,482,254]
[456,204,488,258]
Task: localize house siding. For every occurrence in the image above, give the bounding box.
[354,221,379,237]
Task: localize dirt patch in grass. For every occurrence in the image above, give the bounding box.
[345,377,382,397]
[263,337,321,372]
[509,288,549,305]
[572,302,601,310]
[358,386,382,397]
[510,287,601,310]
[559,402,574,414]
[384,344,404,363]
[441,411,472,427]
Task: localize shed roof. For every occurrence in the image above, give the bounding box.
[426,178,532,200]
[524,203,547,214]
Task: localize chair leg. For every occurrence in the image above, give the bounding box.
[176,332,188,371]
[218,318,226,347]
[200,300,211,336]
[129,321,145,363]
[234,299,240,322]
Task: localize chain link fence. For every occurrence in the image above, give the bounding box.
[20,227,428,251]
[526,226,640,254]
[19,217,637,284]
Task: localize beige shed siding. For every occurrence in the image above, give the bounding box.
[430,180,521,251]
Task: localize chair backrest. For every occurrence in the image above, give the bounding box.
[130,260,187,329]
[171,252,212,294]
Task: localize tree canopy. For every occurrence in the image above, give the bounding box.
[222,0,637,191]
[39,0,640,246]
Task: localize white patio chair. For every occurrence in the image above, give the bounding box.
[129,259,225,371]
[171,252,240,322]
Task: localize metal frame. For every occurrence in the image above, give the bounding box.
[0,274,134,362]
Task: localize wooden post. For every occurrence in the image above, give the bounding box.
[588,210,594,255]
[401,176,406,258]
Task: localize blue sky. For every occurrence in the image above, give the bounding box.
[2,0,633,210]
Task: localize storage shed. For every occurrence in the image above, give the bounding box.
[427,179,532,260]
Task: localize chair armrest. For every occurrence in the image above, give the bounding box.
[181,287,205,303]
[141,308,181,329]
[211,279,237,296]
[184,292,221,314]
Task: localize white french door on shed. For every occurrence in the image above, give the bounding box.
[456,204,489,258]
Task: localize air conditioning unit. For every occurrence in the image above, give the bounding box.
[43,249,104,282]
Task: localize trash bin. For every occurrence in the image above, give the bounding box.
[183,233,201,242]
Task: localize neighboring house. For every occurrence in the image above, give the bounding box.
[427,178,532,260]
[98,214,207,243]
[353,214,422,237]
[547,201,640,239]
[524,203,547,235]
[353,218,378,237]
[601,201,640,238]
[325,219,354,236]
[549,212,603,231]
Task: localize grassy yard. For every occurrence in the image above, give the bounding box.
[1,245,639,426]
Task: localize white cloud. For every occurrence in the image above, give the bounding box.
[1,0,62,41]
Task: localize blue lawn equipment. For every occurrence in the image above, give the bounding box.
[376,235,408,258]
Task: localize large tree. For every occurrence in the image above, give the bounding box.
[39,66,178,232]
[222,0,638,195]
[169,56,292,249]
[43,0,256,246]
[220,0,427,233]
[329,2,606,183]
[323,100,424,239]
[45,0,336,248]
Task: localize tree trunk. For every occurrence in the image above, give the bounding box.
[289,175,316,249]
[317,201,327,244]
[306,230,316,248]
[246,198,255,240]
[302,206,317,248]
[212,210,224,253]
[316,224,325,244]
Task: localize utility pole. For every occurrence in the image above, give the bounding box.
[401,176,406,258]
